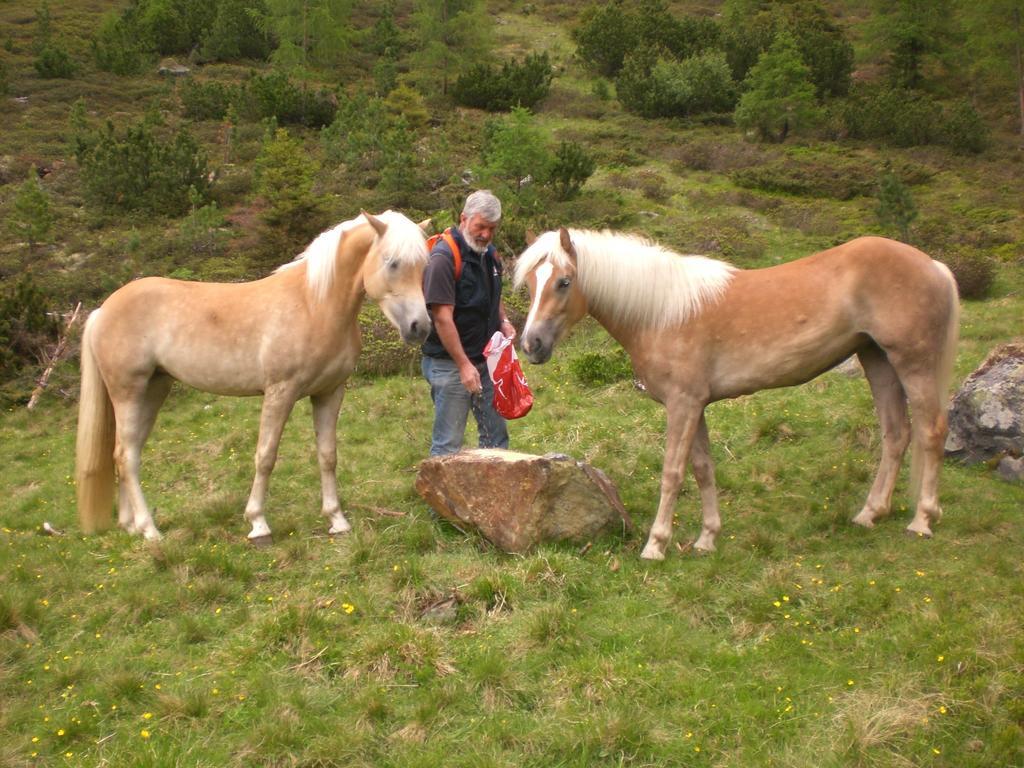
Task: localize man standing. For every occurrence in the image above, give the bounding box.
[421,190,516,455]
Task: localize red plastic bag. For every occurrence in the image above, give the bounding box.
[484,331,534,419]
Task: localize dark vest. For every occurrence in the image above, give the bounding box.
[421,228,503,363]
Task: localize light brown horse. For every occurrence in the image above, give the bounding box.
[515,229,960,560]
[76,211,431,542]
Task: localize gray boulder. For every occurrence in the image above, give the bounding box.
[415,449,633,553]
[945,342,1024,477]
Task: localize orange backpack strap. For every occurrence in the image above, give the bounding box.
[441,228,461,281]
[426,227,463,281]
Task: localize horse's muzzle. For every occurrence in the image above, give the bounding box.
[385,300,431,345]
[402,317,431,345]
[521,333,553,365]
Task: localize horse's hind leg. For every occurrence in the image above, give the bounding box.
[901,372,949,538]
[112,375,171,540]
[852,346,910,529]
[690,414,721,552]
[243,387,297,541]
[311,386,351,535]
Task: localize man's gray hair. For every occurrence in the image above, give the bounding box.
[462,190,502,223]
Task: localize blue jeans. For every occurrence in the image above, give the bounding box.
[422,356,509,456]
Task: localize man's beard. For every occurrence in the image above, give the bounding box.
[459,226,490,254]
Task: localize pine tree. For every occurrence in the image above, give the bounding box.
[8,168,54,249]
[254,127,327,256]
[260,0,352,73]
[410,0,489,96]
[734,31,819,142]
[876,166,918,242]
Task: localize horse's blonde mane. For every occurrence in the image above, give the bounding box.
[513,229,735,329]
[279,210,427,303]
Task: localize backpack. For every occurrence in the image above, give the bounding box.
[425,227,462,281]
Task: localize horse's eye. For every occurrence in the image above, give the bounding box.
[387,260,398,272]
[556,277,572,291]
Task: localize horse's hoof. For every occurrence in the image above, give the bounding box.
[640,544,666,561]
[328,525,352,536]
[851,512,876,529]
[904,526,933,539]
[248,534,274,547]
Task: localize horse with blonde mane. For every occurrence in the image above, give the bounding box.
[515,229,959,560]
[76,210,430,543]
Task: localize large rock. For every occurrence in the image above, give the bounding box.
[415,449,633,553]
[945,342,1024,475]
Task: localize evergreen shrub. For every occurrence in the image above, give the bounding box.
[838,85,942,147]
[569,349,633,386]
[0,276,57,385]
[941,250,996,300]
[34,44,76,78]
[238,71,336,127]
[76,120,209,215]
[180,80,240,121]
[453,52,554,112]
[940,100,989,155]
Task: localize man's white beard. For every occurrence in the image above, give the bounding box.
[459,226,490,254]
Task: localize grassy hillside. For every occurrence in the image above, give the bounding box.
[1,0,1023,765]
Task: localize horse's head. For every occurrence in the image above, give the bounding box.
[361,211,432,344]
[514,227,589,365]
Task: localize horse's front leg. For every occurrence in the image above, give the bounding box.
[244,387,297,542]
[640,399,705,560]
[311,386,351,535]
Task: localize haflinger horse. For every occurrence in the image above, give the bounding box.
[515,229,960,560]
[76,210,431,543]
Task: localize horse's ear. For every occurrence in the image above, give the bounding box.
[362,210,388,237]
[525,230,537,246]
[418,217,433,234]
[558,227,577,262]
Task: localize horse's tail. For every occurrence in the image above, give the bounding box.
[75,310,116,533]
[909,260,960,504]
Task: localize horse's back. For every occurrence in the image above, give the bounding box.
[91,276,291,395]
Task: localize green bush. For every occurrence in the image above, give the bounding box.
[573,1,721,78]
[837,84,942,147]
[941,250,996,300]
[92,12,147,75]
[568,349,633,386]
[321,91,390,170]
[201,0,272,62]
[76,119,209,215]
[572,3,636,77]
[34,43,76,78]
[180,80,240,121]
[724,0,852,98]
[940,100,989,155]
[0,276,58,385]
[452,52,554,112]
[548,141,596,200]
[136,0,195,55]
[238,71,337,128]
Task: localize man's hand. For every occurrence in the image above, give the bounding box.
[500,318,516,341]
[459,360,482,395]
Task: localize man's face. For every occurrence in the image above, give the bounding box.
[460,212,498,253]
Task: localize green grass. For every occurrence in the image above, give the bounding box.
[1,269,1022,767]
